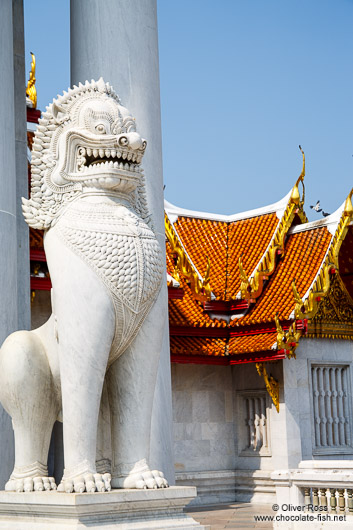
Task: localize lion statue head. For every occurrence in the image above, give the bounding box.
[23,78,150,229]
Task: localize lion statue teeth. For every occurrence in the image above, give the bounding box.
[0,78,169,493]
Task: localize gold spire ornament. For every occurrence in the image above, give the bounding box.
[26,52,37,109]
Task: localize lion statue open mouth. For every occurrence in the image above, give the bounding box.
[0,78,169,493]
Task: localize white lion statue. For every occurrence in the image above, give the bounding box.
[0,78,169,493]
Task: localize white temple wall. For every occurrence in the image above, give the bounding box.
[172,364,236,473]
[172,362,280,504]
[292,338,353,461]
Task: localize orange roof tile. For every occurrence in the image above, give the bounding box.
[173,213,279,301]
[170,336,227,357]
[170,333,278,357]
[174,217,228,299]
[234,226,333,326]
[228,333,277,354]
[169,276,226,327]
[227,214,279,298]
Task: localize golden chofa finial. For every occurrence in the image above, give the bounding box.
[291,145,305,206]
[298,144,305,181]
[26,52,37,109]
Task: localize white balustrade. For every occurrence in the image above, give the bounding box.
[242,393,269,454]
[311,365,351,450]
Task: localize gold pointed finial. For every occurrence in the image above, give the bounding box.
[298,145,305,181]
[292,145,305,206]
[26,52,37,109]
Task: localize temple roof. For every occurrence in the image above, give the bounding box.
[166,185,353,364]
[26,106,353,370]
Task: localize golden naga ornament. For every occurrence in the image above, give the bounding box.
[256,362,280,412]
[26,52,37,109]
[275,314,301,359]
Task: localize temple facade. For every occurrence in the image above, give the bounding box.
[26,86,353,509]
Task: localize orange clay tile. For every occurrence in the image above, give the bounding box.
[234,226,333,326]
[169,274,226,328]
[170,336,228,357]
[174,213,279,300]
[227,214,279,298]
[174,217,228,299]
[228,333,277,354]
[170,333,277,357]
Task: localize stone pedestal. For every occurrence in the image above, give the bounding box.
[0,486,208,529]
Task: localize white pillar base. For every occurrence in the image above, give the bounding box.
[0,486,208,529]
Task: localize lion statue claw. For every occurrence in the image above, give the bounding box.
[0,78,168,492]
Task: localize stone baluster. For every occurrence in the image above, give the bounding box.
[342,369,350,445]
[247,398,255,449]
[338,489,345,513]
[336,370,346,446]
[312,488,319,508]
[318,368,327,446]
[330,489,337,513]
[312,367,321,446]
[347,489,353,513]
[304,488,311,507]
[320,488,328,509]
[254,398,261,450]
[260,396,268,449]
[330,368,339,446]
[324,368,333,446]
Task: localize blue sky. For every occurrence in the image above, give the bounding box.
[24,0,353,220]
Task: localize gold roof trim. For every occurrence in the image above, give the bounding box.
[239,146,307,300]
[26,52,37,109]
[293,189,353,321]
[165,213,211,301]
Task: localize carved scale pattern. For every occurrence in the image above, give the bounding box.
[55,200,163,363]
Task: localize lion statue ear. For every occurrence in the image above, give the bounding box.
[52,100,69,125]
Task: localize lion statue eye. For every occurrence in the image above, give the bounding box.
[95,123,107,134]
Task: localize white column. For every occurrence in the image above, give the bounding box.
[13,0,30,331]
[271,358,303,470]
[70,0,174,483]
[0,0,18,489]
